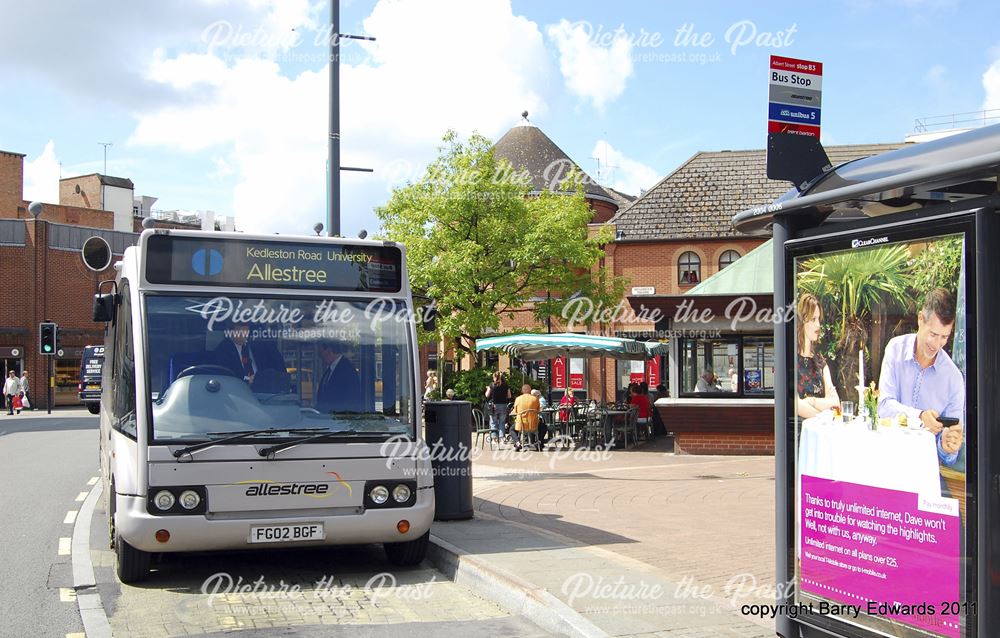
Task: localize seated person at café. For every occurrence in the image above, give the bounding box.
[531,388,549,443]
[511,384,541,450]
[558,387,578,422]
[628,383,652,424]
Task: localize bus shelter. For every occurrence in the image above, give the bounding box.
[733,123,1000,638]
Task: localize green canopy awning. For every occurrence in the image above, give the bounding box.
[476,332,651,361]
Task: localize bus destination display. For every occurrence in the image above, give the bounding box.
[145,235,402,292]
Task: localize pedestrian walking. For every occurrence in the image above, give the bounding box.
[484,372,511,445]
[19,371,33,410]
[4,370,22,415]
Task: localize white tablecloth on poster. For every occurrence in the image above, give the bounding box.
[798,416,942,498]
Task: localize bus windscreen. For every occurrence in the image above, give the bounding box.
[144,235,402,293]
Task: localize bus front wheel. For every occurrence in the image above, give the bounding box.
[384,531,430,566]
[115,529,151,583]
[110,486,150,584]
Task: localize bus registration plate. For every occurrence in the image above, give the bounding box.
[248,523,325,544]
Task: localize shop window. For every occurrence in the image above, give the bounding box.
[680,334,773,397]
[678,251,701,285]
[740,336,775,394]
[54,358,82,406]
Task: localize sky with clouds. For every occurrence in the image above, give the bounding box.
[2,0,999,236]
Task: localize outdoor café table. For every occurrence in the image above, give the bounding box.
[798,414,942,497]
[539,408,571,448]
[600,409,631,448]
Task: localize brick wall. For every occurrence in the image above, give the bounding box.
[59,174,103,210]
[609,237,765,297]
[674,431,775,455]
[1,220,112,409]
[589,199,618,224]
[658,402,775,455]
[0,151,25,216]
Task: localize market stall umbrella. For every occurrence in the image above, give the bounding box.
[476,332,651,399]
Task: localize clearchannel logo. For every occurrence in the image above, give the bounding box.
[851,236,889,249]
[192,248,224,276]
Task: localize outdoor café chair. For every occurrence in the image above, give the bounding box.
[570,403,589,439]
[515,408,541,451]
[582,406,609,449]
[472,407,494,450]
[611,406,638,450]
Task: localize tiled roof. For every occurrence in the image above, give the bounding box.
[493,120,616,203]
[610,142,906,240]
[605,187,637,205]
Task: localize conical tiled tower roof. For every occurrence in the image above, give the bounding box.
[493,113,616,206]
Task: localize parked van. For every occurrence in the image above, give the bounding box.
[79,345,104,414]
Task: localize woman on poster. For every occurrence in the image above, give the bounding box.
[796,293,841,419]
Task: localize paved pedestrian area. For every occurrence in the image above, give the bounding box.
[431,437,780,636]
[86,495,556,637]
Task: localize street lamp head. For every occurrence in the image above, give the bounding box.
[28,201,43,218]
[313,222,324,236]
[141,217,156,229]
[357,229,368,239]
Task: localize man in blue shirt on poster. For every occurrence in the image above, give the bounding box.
[878,288,965,466]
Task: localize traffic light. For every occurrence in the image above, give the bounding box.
[39,322,57,355]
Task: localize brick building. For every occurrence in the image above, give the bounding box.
[0,149,201,408]
[613,143,906,453]
[474,129,905,407]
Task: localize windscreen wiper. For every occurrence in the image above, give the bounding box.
[258,429,391,457]
[171,427,327,459]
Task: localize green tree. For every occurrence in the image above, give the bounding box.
[446,367,544,404]
[376,131,625,364]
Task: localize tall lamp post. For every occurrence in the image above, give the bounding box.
[27,202,55,414]
[327,0,374,237]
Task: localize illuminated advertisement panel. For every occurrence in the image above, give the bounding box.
[791,226,975,638]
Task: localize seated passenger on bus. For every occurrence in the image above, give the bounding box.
[315,341,363,412]
[214,321,287,391]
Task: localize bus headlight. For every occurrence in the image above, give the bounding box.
[369,485,390,505]
[153,490,176,511]
[178,490,201,510]
[392,484,411,503]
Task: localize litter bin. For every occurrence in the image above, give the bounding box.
[423,400,473,520]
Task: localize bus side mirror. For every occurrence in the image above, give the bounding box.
[420,303,437,333]
[93,293,117,322]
